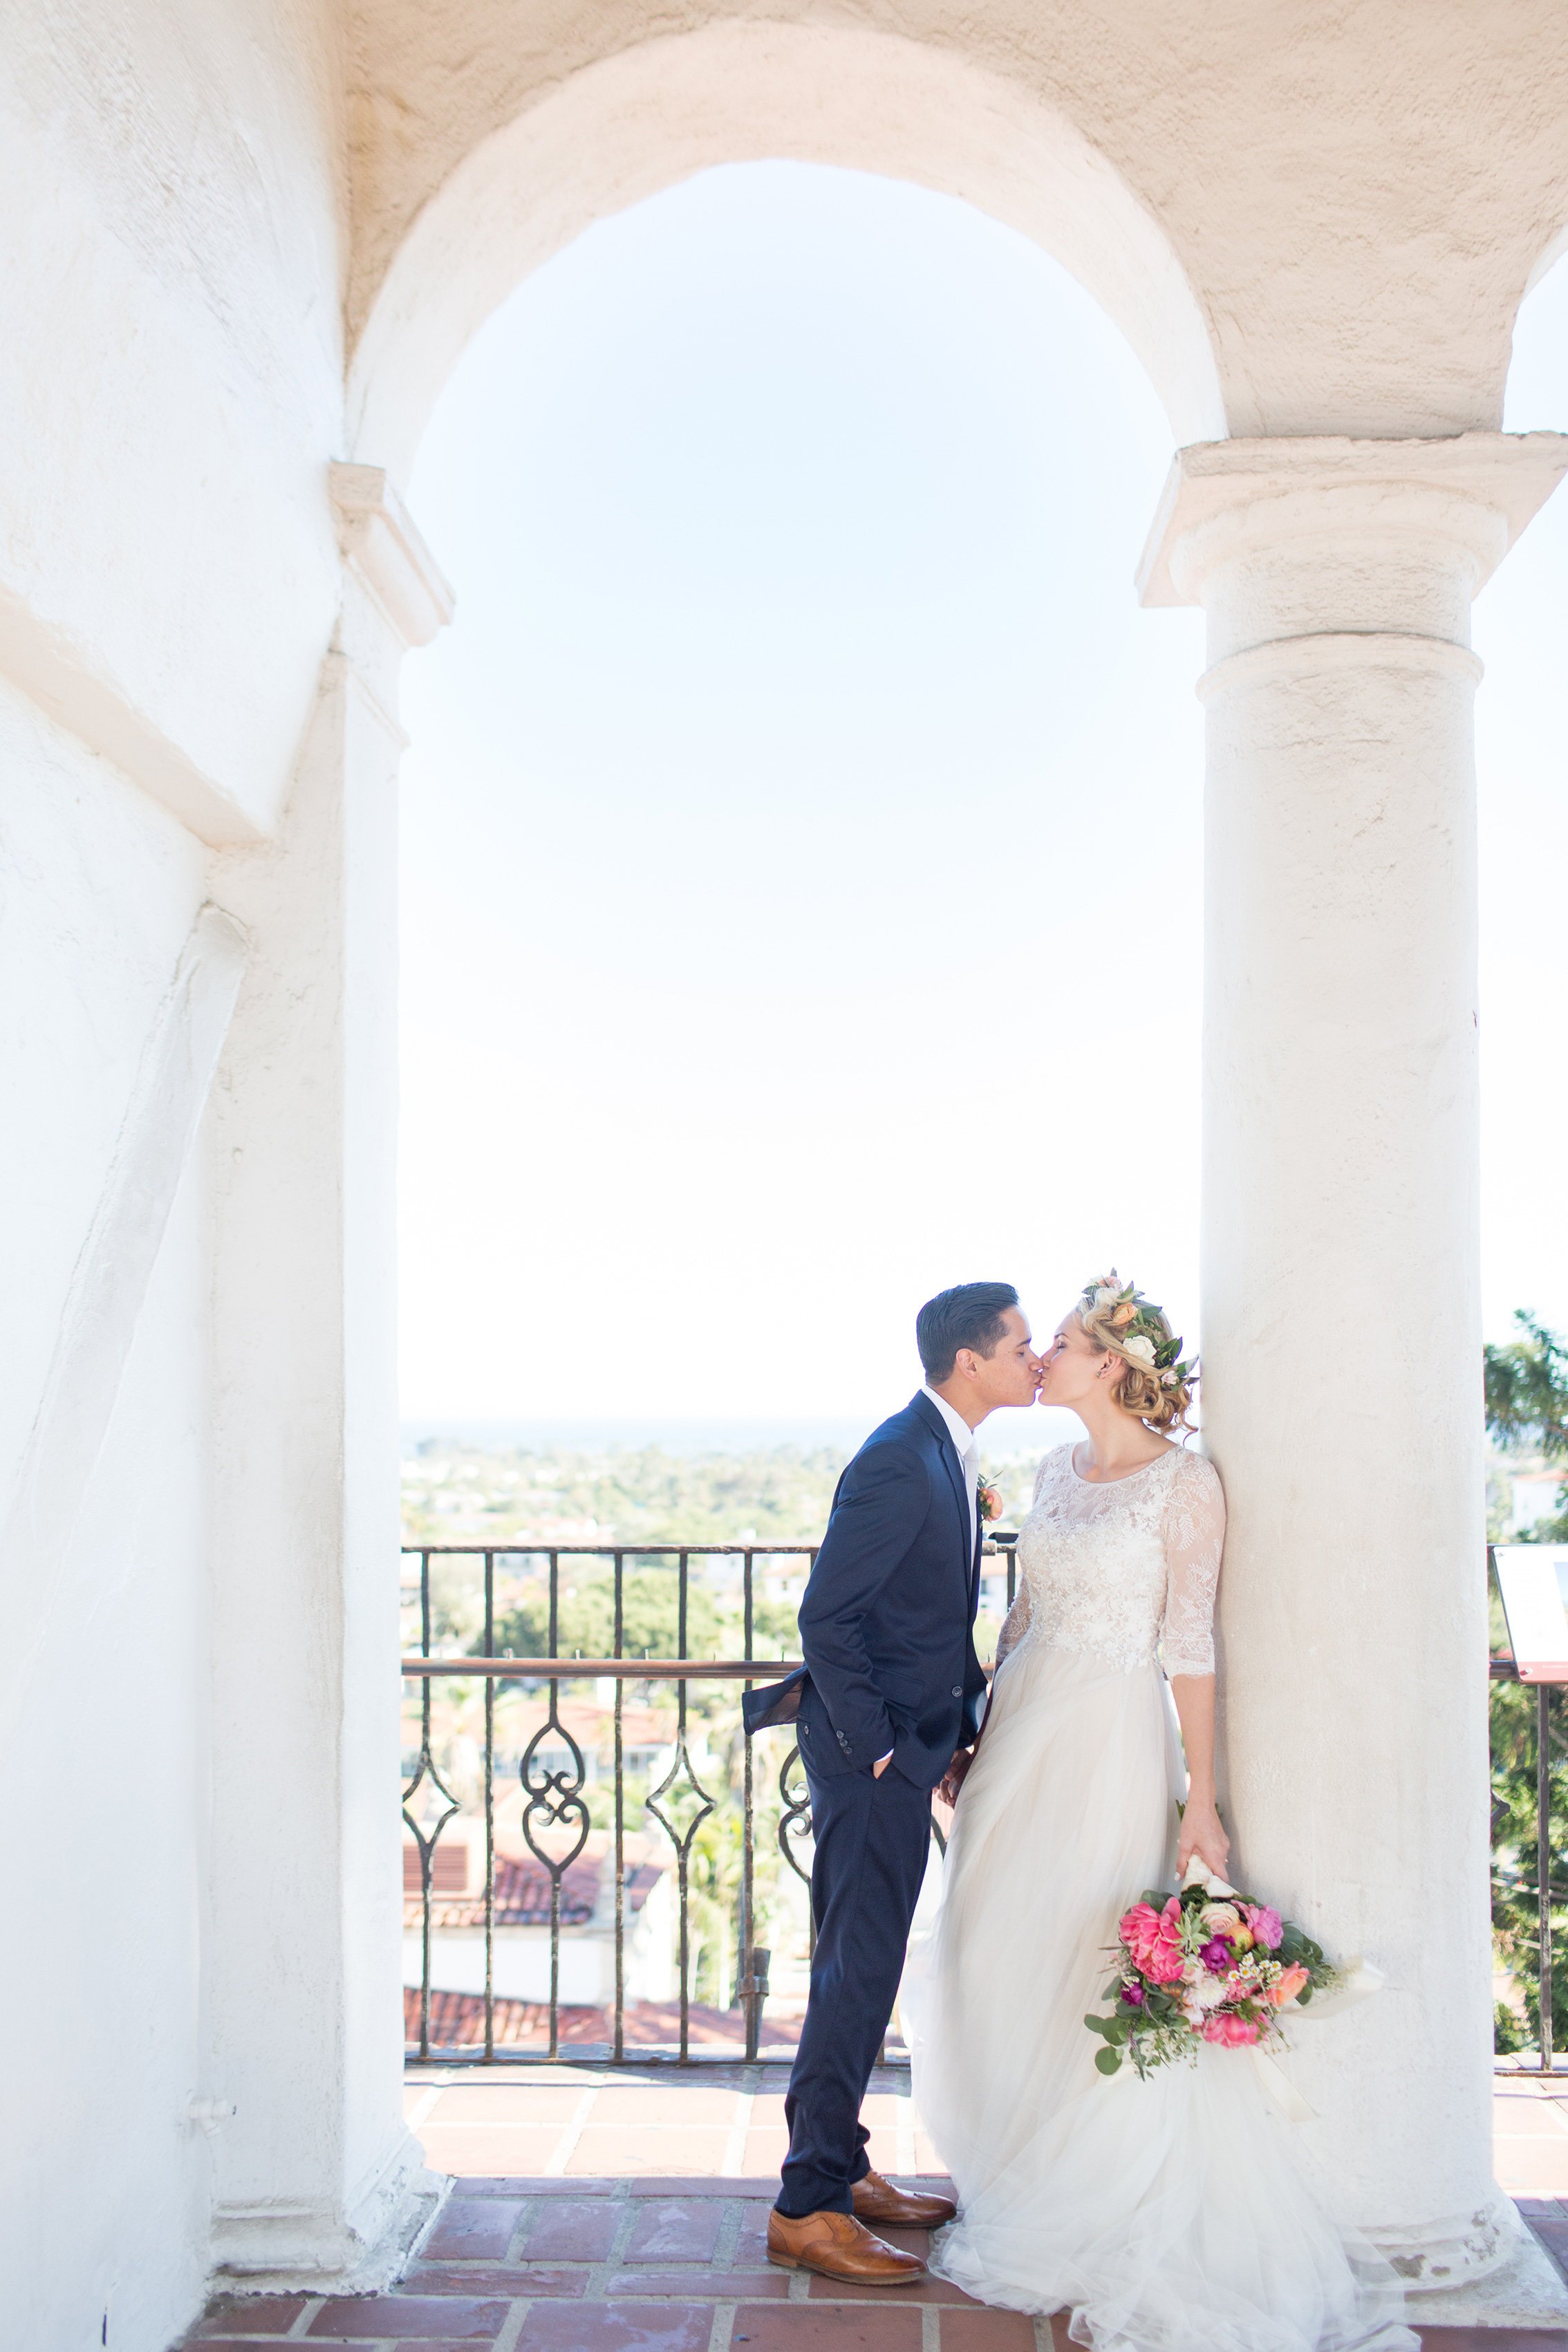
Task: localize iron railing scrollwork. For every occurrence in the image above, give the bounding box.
[1488,1530,1565,2080]
[517,1551,592,2060]
[400,1534,1559,2073]
[642,1553,718,2060]
[401,1552,465,2061]
[400,1533,1022,2065]
[778,1746,813,1891]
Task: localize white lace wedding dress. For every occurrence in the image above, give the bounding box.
[902,1441,1415,2352]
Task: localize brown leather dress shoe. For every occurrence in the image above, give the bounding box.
[851,2168,958,2227]
[766,2206,926,2285]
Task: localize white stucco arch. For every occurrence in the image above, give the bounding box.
[346,19,1226,483]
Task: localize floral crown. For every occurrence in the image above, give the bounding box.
[1079,1271,1197,1393]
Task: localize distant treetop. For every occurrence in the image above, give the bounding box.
[1485,1311,1568,1463]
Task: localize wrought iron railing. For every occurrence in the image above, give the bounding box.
[401,1538,1556,2073]
[401,1537,1020,2066]
[1484,1541,1568,2077]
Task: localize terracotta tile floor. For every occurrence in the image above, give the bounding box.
[1497,2077,1568,2199]
[178,2067,1568,2348]
[400,2066,937,2187]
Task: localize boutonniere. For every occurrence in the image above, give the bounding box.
[977,1480,1003,1524]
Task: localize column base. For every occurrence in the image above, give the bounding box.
[1369,2183,1514,2286]
[1404,2205,1568,2328]
[210,2127,449,2293]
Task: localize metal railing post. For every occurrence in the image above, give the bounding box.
[1542,1681,1554,2074]
[483,1553,495,2061]
[613,1551,625,2064]
[742,1947,771,2056]
[548,1553,561,2061]
[742,1548,756,2062]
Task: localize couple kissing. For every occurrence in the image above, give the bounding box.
[743,1277,1417,2352]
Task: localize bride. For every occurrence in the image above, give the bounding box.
[903,1273,1416,2352]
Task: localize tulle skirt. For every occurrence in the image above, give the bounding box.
[902,1641,1417,2352]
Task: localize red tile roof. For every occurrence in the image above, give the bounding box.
[402,1850,663,1928]
[402,1986,796,2051]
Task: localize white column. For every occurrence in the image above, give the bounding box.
[1141,431,1568,2286]
[203,469,453,2285]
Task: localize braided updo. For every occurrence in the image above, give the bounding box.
[1077,1272,1197,1436]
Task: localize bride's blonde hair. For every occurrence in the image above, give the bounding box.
[1076,1272,1197,1437]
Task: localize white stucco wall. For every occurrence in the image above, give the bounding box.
[0,695,205,1488]
[0,684,214,2352]
[346,20,1226,478]
[0,0,347,843]
[346,0,1568,454]
[0,6,352,2341]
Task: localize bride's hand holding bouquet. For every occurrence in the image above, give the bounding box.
[1176,1791,1230,1880]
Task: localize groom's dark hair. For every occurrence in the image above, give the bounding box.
[916,1283,1020,1384]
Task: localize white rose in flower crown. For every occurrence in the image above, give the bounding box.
[1093,1285,1119,1309]
[1122,1333,1157,1368]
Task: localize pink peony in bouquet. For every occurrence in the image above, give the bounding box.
[1085,1858,1339,2079]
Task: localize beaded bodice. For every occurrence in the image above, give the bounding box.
[998,1443,1224,1679]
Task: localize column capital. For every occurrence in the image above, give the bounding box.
[1139,431,1568,608]
[328,462,455,651]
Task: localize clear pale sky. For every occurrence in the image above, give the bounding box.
[398,162,1568,1425]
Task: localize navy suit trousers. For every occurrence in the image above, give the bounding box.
[776,1758,933,2217]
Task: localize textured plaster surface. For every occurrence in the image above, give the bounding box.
[1406,2221,1568,2326]
[0,679,214,2352]
[346,0,1568,454]
[1146,442,1568,2262]
[0,0,348,838]
[197,492,450,2311]
[344,19,1227,474]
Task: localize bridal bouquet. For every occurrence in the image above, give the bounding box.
[1085,1858,1338,2080]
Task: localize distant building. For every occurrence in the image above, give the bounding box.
[400,1984,797,2053]
[1510,1469,1567,1536]
[402,1824,673,2007]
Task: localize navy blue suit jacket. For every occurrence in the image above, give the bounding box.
[741,1393,988,1791]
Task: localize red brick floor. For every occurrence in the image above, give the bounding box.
[177,2066,1568,2349]
[180,2193,1080,2348]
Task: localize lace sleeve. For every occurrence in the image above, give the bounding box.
[995,1452,1052,1666]
[995,1580,1031,1666]
[1159,1451,1224,1678]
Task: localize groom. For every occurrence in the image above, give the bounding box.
[743,1282,1041,2286]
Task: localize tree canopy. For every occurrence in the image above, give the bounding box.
[1484,1310,1568,1463]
